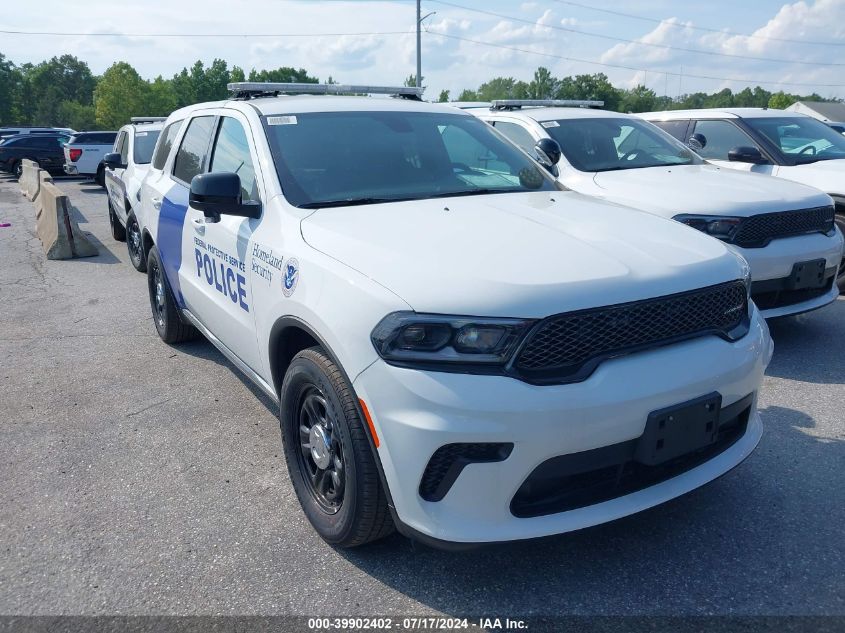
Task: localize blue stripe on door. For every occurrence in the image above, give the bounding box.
[156,183,190,308]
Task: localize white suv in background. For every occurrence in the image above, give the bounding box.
[63,131,118,185]
[474,102,843,317]
[132,83,771,548]
[103,117,165,272]
[640,108,845,289]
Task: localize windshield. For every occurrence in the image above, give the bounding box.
[745,116,845,164]
[543,117,699,172]
[133,129,161,164]
[263,110,555,208]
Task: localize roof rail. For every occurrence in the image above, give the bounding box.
[226,82,424,101]
[130,117,167,123]
[491,99,604,110]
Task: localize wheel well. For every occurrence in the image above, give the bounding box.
[269,323,320,395]
[142,230,154,258]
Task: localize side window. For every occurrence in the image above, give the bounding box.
[493,121,536,153]
[152,120,184,171]
[172,116,215,184]
[650,120,689,142]
[692,120,760,160]
[210,117,259,202]
[116,132,128,162]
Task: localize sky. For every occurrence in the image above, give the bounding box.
[3,0,845,99]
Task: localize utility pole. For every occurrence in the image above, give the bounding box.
[416,0,422,88]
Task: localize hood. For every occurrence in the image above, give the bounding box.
[591,164,832,218]
[300,191,744,318]
[777,159,845,197]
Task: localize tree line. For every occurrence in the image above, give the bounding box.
[0,54,838,131]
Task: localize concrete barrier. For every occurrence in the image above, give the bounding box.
[35,180,98,259]
[33,171,54,221]
[19,159,38,199]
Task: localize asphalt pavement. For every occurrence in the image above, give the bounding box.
[0,176,842,621]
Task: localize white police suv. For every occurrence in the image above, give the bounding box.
[135,83,772,548]
[104,118,165,272]
[473,102,844,318]
[640,108,845,291]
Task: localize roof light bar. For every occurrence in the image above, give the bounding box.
[130,117,167,123]
[491,99,604,110]
[227,82,424,100]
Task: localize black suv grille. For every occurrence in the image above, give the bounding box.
[731,206,834,248]
[513,281,748,384]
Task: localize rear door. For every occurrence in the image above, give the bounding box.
[178,113,263,371]
[106,130,129,220]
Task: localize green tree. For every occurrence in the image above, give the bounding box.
[0,53,23,124]
[619,85,657,113]
[438,89,450,103]
[58,101,96,130]
[94,62,151,128]
[249,67,318,84]
[556,73,621,111]
[768,91,795,109]
[146,76,178,117]
[21,55,95,125]
[456,88,478,101]
[527,67,557,99]
[476,77,516,101]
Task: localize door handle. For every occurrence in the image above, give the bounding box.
[151,196,162,210]
[191,218,206,234]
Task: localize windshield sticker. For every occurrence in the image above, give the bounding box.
[268,116,298,126]
[136,132,148,136]
[541,121,560,128]
[282,258,300,297]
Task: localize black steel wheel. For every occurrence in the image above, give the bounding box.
[146,246,198,344]
[126,213,147,272]
[280,347,394,547]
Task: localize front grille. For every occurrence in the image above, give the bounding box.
[513,281,748,384]
[731,206,835,248]
[752,276,835,310]
[419,443,513,502]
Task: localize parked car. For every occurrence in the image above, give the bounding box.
[0,133,71,178]
[63,131,118,185]
[472,102,844,317]
[0,126,75,141]
[639,108,845,289]
[134,82,772,548]
[103,117,165,271]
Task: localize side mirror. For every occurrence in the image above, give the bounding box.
[189,172,261,221]
[687,133,707,151]
[103,152,125,170]
[728,146,767,164]
[535,138,562,167]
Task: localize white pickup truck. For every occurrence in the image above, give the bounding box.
[63,131,118,186]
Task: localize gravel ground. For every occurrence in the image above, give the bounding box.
[0,176,842,622]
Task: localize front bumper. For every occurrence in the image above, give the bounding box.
[354,308,772,544]
[732,231,843,318]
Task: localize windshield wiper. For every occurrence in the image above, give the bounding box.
[298,197,416,209]
[426,188,514,198]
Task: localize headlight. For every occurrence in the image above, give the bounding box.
[371,312,535,368]
[674,214,743,241]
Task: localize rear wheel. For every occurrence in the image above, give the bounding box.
[280,347,394,547]
[12,161,23,179]
[126,213,147,272]
[146,246,198,344]
[108,200,126,242]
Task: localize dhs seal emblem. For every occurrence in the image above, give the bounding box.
[282,258,300,297]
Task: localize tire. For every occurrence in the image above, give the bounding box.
[280,347,394,547]
[835,213,845,292]
[126,212,147,272]
[146,246,198,344]
[96,164,105,188]
[12,161,22,179]
[108,200,126,242]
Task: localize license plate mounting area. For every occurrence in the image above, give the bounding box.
[635,393,722,466]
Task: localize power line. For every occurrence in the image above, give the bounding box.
[425,29,845,88]
[428,0,845,66]
[552,0,845,47]
[0,28,410,37]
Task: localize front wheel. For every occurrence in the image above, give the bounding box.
[95,164,105,188]
[126,213,147,272]
[146,246,198,344]
[280,347,394,547]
